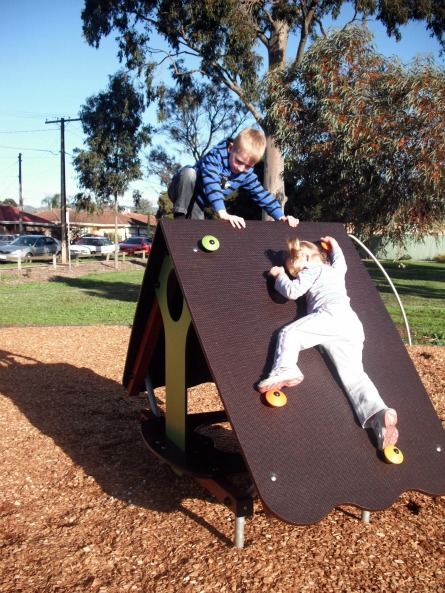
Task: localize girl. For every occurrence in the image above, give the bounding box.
[257,236,398,451]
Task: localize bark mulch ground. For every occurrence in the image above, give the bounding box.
[0,263,444,592]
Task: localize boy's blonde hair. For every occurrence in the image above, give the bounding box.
[232,128,267,163]
[287,238,327,276]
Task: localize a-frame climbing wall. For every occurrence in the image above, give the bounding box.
[123,219,445,541]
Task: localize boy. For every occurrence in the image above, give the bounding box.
[257,236,399,451]
[168,128,299,229]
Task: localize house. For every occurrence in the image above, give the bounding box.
[0,206,54,236]
[2,208,156,241]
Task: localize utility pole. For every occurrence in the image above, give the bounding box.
[18,153,23,236]
[45,117,80,264]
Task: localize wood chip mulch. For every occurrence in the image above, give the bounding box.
[0,281,444,592]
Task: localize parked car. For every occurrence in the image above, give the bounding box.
[73,234,102,243]
[69,237,116,255]
[0,235,61,261]
[119,236,152,255]
[0,234,18,246]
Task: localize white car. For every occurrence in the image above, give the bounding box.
[0,234,19,246]
[69,237,116,255]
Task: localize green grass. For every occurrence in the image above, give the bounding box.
[0,261,443,345]
[0,270,145,326]
[363,260,445,346]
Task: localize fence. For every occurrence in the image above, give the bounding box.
[371,234,445,261]
[0,249,149,277]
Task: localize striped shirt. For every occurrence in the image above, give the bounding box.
[192,138,285,219]
[274,245,350,313]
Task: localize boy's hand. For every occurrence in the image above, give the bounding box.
[269,265,285,278]
[217,210,246,229]
[279,215,299,227]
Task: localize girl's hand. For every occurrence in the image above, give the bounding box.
[320,236,338,249]
[269,265,285,278]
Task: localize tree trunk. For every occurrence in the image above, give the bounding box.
[263,137,286,220]
[262,20,289,220]
[114,197,119,269]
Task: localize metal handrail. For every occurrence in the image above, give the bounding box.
[348,234,412,346]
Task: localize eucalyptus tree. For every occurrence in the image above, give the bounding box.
[0,198,18,207]
[73,71,151,265]
[81,0,445,216]
[155,191,174,219]
[132,189,154,215]
[146,82,249,191]
[147,81,251,215]
[155,82,251,163]
[41,194,61,210]
[265,26,445,244]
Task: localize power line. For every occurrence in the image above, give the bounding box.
[0,129,53,134]
[0,108,76,120]
[0,145,59,154]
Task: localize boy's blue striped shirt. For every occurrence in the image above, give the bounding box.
[191,138,285,219]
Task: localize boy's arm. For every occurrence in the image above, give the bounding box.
[242,172,299,227]
[200,148,247,228]
[199,143,299,228]
[217,209,246,229]
[200,149,228,214]
[242,171,284,219]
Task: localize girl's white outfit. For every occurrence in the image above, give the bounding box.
[271,246,387,428]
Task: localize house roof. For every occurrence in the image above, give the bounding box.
[36,209,157,227]
[0,206,52,226]
[125,212,157,227]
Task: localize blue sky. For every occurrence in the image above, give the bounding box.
[0,1,443,210]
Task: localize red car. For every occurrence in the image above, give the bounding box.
[119,236,152,255]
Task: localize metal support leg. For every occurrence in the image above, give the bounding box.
[234,516,246,549]
[144,374,162,418]
[246,484,258,498]
[361,510,371,523]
